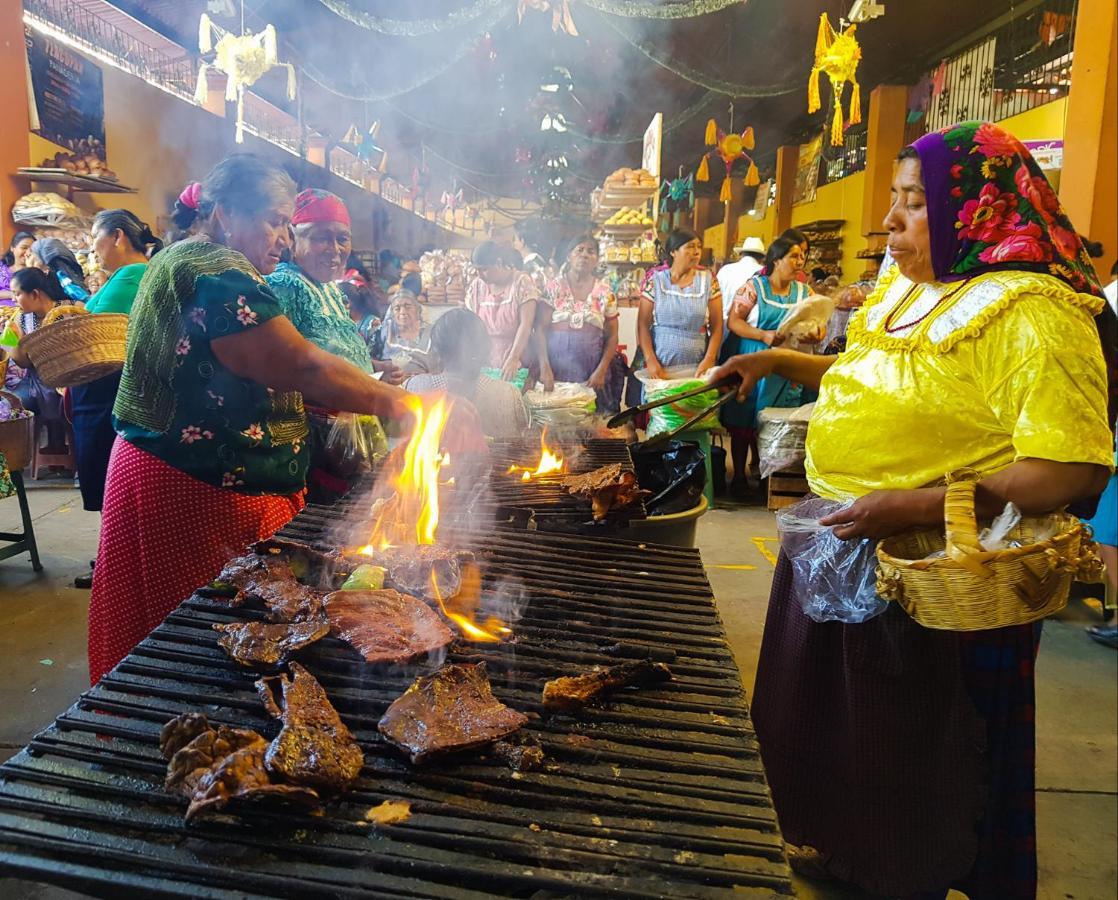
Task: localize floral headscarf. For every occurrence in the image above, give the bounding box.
[912,121,1104,301]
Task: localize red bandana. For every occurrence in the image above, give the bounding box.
[292,189,350,227]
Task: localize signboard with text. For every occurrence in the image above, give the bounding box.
[25,24,106,155]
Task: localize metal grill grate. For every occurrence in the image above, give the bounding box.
[0,501,791,898]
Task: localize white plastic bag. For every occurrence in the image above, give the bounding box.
[757,403,815,479]
[777,496,888,624]
[524,382,597,429]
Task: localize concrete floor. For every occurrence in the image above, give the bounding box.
[0,487,1115,898]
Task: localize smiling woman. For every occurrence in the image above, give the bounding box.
[88,155,411,688]
[707,121,1115,897]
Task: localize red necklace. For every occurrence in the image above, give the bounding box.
[882,282,966,334]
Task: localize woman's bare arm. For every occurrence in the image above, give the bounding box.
[727,302,778,343]
[589,317,619,388]
[502,299,537,382]
[212,316,409,419]
[706,348,837,399]
[637,298,667,379]
[697,295,723,376]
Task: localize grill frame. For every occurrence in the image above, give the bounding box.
[0,499,792,898]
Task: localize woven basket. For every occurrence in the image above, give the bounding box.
[0,391,34,471]
[20,305,128,388]
[875,474,1105,631]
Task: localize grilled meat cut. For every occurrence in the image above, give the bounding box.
[542,660,673,712]
[256,663,364,793]
[244,579,326,622]
[347,545,474,600]
[325,589,456,665]
[253,538,349,588]
[213,618,330,667]
[212,554,295,601]
[160,713,320,822]
[561,464,649,521]
[378,663,528,764]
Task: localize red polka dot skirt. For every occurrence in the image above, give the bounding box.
[88,438,304,685]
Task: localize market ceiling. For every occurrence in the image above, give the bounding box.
[117,0,1024,200]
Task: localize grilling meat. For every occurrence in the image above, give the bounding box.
[542,660,673,713]
[160,713,320,822]
[212,554,295,601]
[256,662,364,793]
[325,589,456,665]
[561,464,649,521]
[253,538,349,588]
[213,618,330,667]
[245,579,327,622]
[348,545,474,600]
[378,663,528,764]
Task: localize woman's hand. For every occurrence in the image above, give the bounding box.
[695,356,716,378]
[372,358,406,386]
[648,362,671,381]
[819,489,944,540]
[500,354,522,383]
[763,330,785,347]
[539,363,556,393]
[705,351,776,401]
[586,367,606,391]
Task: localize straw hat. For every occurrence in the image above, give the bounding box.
[734,236,766,258]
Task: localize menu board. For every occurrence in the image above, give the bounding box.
[25,25,106,156]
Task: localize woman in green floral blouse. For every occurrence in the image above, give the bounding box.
[266,189,388,500]
[88,154,409,685]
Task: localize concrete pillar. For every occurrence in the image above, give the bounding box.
[862,85,909,237]
[773,145,799,235]
[1061,0,1117,279]
[0,0,32,245]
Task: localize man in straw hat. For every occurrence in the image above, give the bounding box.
[716,236,766,331]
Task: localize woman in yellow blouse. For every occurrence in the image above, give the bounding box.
[708,122,1114,899]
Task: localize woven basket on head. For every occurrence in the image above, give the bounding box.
[875,473,1104,631]
[20,305,128,388]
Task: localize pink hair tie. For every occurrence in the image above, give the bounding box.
[179,182,202,210]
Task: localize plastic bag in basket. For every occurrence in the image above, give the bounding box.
[635,366,720,438]
[322,413,388,476]
[482,367,529,391]
[777,496,888,624]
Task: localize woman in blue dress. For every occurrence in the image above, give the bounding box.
[719,236,808,491]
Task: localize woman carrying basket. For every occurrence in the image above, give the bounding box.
[707,121,1115,898]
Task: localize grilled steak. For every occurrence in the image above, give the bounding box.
[213,618,330,667]
[378,663,528,764]
[542,660,673,712]
[160,713,320,822]
[561,464,649,521]
[212,554,295,600]
[325,589,456,665]
[253,538,349,588]
[243,579,327,622]
[348,545,474,600]
[256,663,364,793]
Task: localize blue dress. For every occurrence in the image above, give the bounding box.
[719,275,810,431]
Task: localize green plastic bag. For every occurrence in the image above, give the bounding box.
[639,372,720,438]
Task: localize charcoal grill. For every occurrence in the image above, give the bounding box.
[451,437,648,534]
[0,497,792,898]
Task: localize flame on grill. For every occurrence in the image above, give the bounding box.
[366,394,450,549]
[429,563,509,643]
[506,429,566,481]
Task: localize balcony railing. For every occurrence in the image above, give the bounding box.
[821,127,868,185]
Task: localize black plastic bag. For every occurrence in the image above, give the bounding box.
[631,439,706,516]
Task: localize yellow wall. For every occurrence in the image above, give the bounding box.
[789,171,867,281]
[997,97,1067,144]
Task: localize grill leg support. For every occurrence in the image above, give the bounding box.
[0,471,44,571]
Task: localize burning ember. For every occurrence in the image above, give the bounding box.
[506,430,566,481]
[358,394,509,643]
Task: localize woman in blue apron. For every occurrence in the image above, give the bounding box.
[719,236,808,490]
[637,228,722,379]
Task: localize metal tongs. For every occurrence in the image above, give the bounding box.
[606,374,740,445]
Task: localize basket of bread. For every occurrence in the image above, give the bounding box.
[19,305,128,388]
